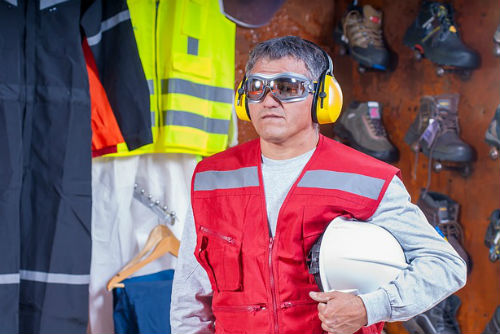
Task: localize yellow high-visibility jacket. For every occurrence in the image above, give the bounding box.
[109,0,235,157]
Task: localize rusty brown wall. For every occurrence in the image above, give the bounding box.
[234,0,500,332]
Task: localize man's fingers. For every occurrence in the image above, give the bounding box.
[317,307,326,321]
[321,322,335,334]
[309,291,337,303]
[317,307,335,326]
[317,302,325,312]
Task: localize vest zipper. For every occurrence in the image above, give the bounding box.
[213,304,266,313]
[269,237,279,334]
[280,300,317,309]
[200,226,236,245]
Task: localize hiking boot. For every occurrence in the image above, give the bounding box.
[485,104,500,159]
[334,4,392,71]
[404,1,480,70]
[403,295,462,334]
[405,94,475,163]
[334,101,399,163]
[417,190,472,273]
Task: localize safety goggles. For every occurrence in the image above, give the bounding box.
[244,72,316,103]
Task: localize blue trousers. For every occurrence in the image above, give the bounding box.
[113,269,174,334]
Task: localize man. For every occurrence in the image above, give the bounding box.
[170,36,466,334]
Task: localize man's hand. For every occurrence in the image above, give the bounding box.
[309,291,368,334]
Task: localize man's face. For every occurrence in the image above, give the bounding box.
[247,56,316,146]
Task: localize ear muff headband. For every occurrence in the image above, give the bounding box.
[303,39,343,124]
[234,39,343,124]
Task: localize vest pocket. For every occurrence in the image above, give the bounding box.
[198,225,243,292]
[213,304,267,313]
[280,299,317,309]
[302,206,341,257]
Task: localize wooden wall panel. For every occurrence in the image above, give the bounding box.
[234,0,500,332]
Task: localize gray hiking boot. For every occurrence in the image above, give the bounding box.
[334,101,399,163]
[485,104,500,159]
[403,295,462,334]
[405,93,475,163]
[483,306,500,334]
[417,190,472,274]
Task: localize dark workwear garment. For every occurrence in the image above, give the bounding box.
[0,0,150,332]
[0,2,23,332]
[82,0,152,150]
[113,270,175,334]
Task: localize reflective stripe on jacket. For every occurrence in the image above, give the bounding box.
[191,135,400,334]
[107,0,235,157]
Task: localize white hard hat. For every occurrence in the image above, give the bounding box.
[307,217,408,295]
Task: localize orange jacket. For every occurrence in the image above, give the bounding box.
[82,39,124,157]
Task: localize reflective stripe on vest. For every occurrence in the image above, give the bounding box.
[194,167,259,191]
[298,170,385,200]
[162,110,230,135]
[194,167,384,200]
[162,78,233,104]
[107,0,235,157]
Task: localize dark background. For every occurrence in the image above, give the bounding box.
[233,0,500,332]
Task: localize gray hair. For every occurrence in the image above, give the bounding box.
[245,36,328,81]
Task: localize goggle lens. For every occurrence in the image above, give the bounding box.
[245,73,314,103]
[247,79,265,99]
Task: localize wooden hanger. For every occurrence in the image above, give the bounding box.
[119,224,172,272]
[106,224,180,291]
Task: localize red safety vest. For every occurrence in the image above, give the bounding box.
[192,135,400,334]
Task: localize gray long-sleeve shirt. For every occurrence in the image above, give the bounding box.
[170,153,467,333]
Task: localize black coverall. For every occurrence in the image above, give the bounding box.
[0,0,150,332]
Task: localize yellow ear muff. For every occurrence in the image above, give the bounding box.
[314,73,343,124]
[302,39,343,124]
[234,79,251,122]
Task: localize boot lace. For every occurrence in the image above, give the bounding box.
[423,104,459,191]
[439,222,464,244]
[344,10,383,47]
[411,100,433,181]
[367,115,387,137]
[431,3,457,38]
